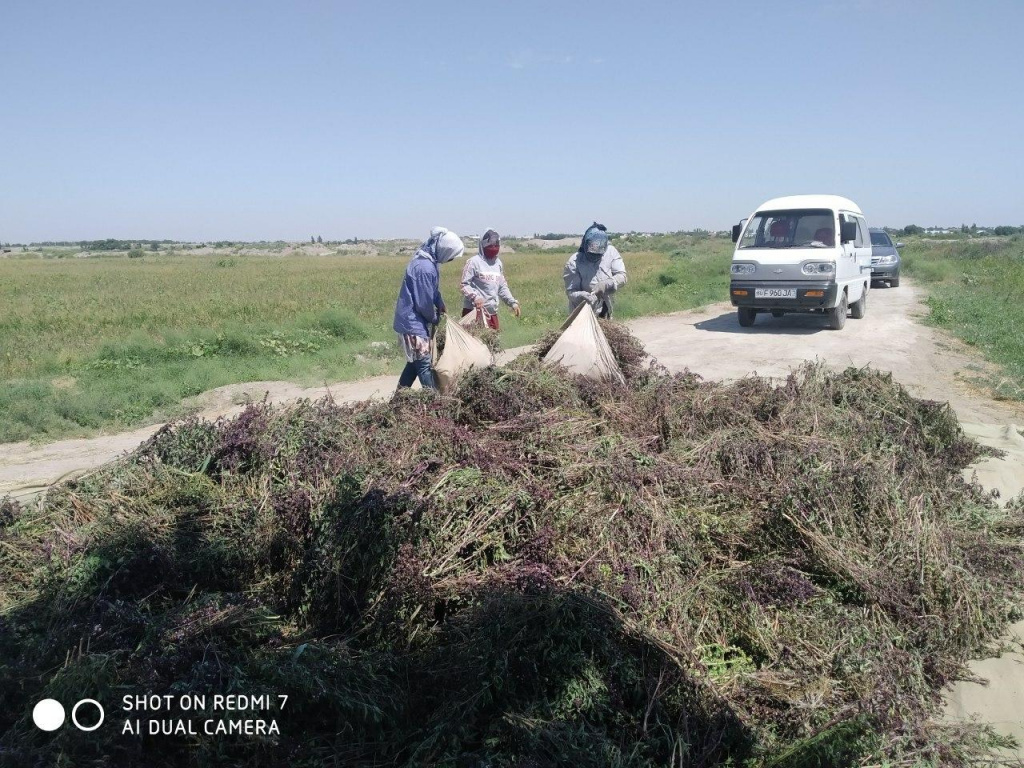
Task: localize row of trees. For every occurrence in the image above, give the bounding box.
[899,224,1022,236]
[0,239,173,250]
[7,225,1019,250]
[311,236,363,245]
[17,239,177,249]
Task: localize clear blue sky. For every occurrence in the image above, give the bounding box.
[2,0,1021,242]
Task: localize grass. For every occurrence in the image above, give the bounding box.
[0,236,732,443]
[901,236,1024,400]
[1,328,1021,766]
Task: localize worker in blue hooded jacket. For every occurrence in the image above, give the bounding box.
[563,222,627,318]
[393,226,465,389]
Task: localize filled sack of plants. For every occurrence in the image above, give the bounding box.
[433,316,494,392]
[542,302,625,384]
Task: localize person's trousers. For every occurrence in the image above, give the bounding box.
[398,357,435,389]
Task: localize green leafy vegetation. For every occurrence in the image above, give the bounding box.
[902,236,1024,400]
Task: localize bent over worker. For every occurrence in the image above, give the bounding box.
[392,226,464,389]
[460,229,521,330]
[563,222,627,318]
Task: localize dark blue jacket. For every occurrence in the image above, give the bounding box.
[393,249,444,338]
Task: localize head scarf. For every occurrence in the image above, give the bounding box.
[421,226,465,264]
[581,227,609,263]
[479,229,500,260]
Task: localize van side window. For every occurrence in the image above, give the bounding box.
[855,216,869,248]
[840,213,867,247]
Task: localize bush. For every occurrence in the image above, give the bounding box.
[79,238,132,251]
[127,248,145,259]
[313,309,369,341]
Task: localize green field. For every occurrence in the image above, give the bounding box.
[901,235,1024,400]
[0,236,733,442]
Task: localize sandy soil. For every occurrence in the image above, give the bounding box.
[1,280,1022,749]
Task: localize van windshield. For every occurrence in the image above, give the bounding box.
[739,209,836,249]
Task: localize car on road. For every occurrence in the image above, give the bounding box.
[869,228,902,287]
[729,195,873,330]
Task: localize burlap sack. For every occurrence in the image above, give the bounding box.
[542,302,625,384]
[433,317,494,392]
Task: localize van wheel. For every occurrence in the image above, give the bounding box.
[891,276,900,288]
[850,287,867,319]
[738,307,757,327]
[828,293,848,330]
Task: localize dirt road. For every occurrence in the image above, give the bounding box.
[2,280,1022,748]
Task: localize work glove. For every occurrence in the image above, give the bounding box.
[473,296,485,309]
[512,302,521,318]
[583,292,600,308]
[594,279,616,297]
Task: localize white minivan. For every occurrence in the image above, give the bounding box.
[729,195,872,330]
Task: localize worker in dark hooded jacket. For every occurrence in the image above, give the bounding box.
[563,223,627,318]
[392,226,465,389]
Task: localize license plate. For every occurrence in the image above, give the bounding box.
[754,288,796,299]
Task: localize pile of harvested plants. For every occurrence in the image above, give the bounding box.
[1,323,1022,767]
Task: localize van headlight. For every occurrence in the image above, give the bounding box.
[877,255,897,265]
[801,262,836,275]
[730,263,755,275]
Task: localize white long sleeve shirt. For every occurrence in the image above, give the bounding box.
[460,254,517,313]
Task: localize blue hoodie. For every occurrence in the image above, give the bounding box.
[392,228,464,337]
[393,250,443,338]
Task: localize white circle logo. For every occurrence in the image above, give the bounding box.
[71,699,105,732]
[32,699,66,731]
